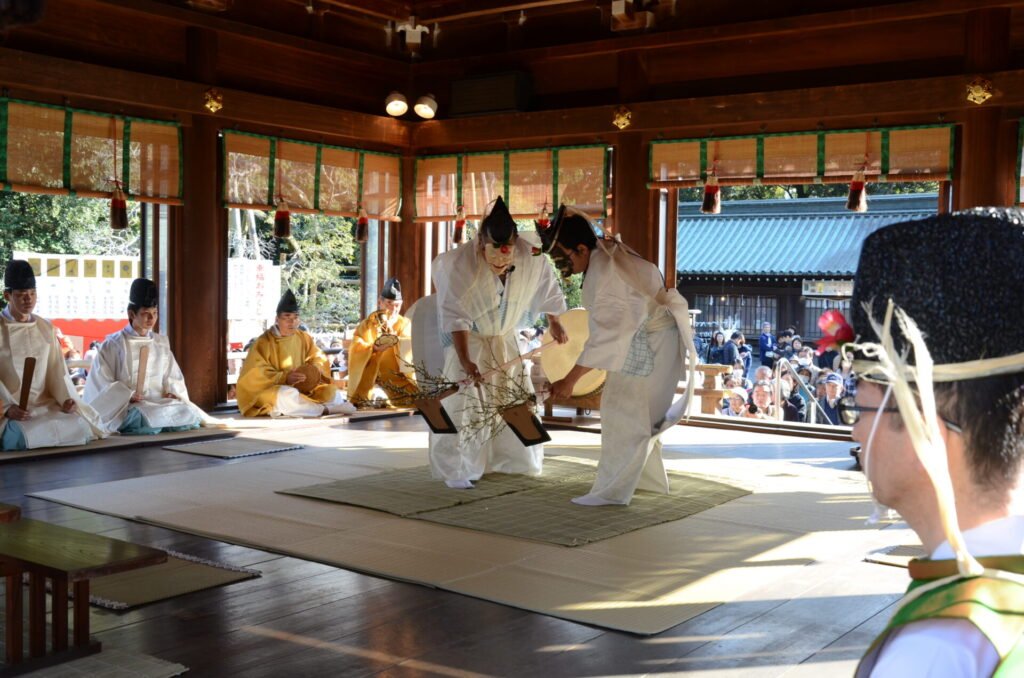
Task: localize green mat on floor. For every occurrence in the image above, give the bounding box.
[279,458,750,546]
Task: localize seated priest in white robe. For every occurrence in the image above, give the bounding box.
[83,278,213,434]
[429,196,568,489]
[1,260,102,450]
[540,208,698,506]
[237,290,356,418]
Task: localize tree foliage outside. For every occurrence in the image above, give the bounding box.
[228,208,362,330]
[678,180,940,204]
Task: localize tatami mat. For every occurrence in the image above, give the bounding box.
[165,438,303,458]
[29,429,895,635]
[864,543,927,568]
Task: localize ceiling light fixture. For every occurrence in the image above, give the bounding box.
[385,91,408,116]
[414,94,437,119]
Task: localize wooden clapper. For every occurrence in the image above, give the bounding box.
[135,345,149,400]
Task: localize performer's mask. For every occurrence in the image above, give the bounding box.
[483,241,515,275]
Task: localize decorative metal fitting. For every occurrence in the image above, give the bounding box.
[966,77,994,105]
[612,105,632,130]
[204,88,224,114]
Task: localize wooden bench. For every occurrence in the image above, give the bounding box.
[1,516,166,672]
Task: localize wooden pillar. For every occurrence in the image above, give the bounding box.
[393,152,425,303]
[613,131,657,262]
[957,9,1015,209]
[173,116,226,409]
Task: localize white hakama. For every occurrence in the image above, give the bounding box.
[428,236,566,485]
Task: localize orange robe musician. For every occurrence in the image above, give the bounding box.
[346,278,416,406]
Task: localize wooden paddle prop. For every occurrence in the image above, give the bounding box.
[135,345,149,401]
[19,356,36,411]
[413,346,550,443]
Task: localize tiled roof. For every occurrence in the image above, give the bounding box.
[676,195,937,276]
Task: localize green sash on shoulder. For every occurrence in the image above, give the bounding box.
[856,555,1024,677]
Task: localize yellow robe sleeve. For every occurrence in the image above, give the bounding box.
[301,332,336,404]
[236,332,287,417]
[345,316,379,401]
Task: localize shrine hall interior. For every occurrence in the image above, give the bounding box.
[2,0,1024,409]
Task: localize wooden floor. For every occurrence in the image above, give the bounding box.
[1,416,909,677]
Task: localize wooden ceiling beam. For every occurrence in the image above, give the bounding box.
[0,47,410,148]
[90,0,406,70]
[411,68,1024,149]
[418,0,1024,66]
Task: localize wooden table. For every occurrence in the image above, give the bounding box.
[0,519,166,671]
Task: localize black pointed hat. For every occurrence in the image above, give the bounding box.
[480,196,517,246]
[538,205,597,254]
[129,278,159,308]
[850,208,1024,366]
[3,260,36,291]
[276,289,300,315]
[381,277,402,301]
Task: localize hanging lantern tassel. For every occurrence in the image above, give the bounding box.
[110,186,129,230]
[846,170,868,212]
[273,200,291,239]
[354,206,369,244]
[452,205,466,244]
[700,175,721,215]
[536,204,550,230]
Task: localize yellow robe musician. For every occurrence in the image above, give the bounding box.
[237,290,355,418]
[347,277,416,406]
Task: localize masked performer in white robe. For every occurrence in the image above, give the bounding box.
[83,278,213,434]
[237,290,355,418]
[429,196,568,489]
[541,208,697,505]
[0,260,102,450]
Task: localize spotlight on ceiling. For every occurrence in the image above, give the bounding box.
[385,91,408,117]
[414,94,437,120]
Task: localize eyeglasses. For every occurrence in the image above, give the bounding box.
[836,395,963,432]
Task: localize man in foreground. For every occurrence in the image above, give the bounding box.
[847,209,1024,676]
[346,277,416,406]
[84,278,212,433]
[237,290,355,417]
[542,207,697,506]
[0,260,100,449]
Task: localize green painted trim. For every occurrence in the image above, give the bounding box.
[267,138,277,204]
[699,139,708,182]
[647,142,654,182]
[178,126,185,202]
[603,147,611,218]
[62,109,73,191]
[357,152,365,207]
[456,155,463,206]
[121,119,131,194]
[1017,121,1023,202]
[4,97,180,127]
[220,129,401,159]
[755,136,765,180]
[0,98,8,184]
[881,129,890,176]
[313,145,322,210]
[552,148,559,208]
[816,132,826,178]
[503,151,510,200]
[416,143,607,161]
[649,122,956,146]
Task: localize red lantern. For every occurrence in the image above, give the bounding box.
[273,201,291,238]
[452,204,466,244]
[846,170,868,212]
[700,175,721,215]
[355,206,369,243]
[110,186,128,230]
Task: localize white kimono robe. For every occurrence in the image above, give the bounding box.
[429,236,566,483]
[84,326,207,433]
[577,239,696,505]
[0,310,101,449]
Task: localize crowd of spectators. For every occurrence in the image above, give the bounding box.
[698,319,856,425]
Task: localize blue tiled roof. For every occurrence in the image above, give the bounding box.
[676,194,937,277]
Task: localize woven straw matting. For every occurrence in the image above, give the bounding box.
[281,458,749,546]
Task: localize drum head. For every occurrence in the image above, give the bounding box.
[539,308,606,397]
[294,363,324,394]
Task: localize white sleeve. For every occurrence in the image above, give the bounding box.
[871,620,998,678]
[83,340,120,403]
[161,339,191,401]
[530,260,568,317]
[432,248,475,334]
[577,253,636,371]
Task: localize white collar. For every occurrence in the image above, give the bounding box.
[124,324,152,338]
[931,514,1024,559]
[2,307,34,323]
